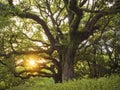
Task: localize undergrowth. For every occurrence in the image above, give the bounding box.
[7,75,120,90]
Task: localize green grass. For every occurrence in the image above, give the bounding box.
[7,75,120,90]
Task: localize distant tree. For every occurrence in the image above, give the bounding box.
[75,14,120,78]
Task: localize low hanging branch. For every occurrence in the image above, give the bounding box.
[0,49,48,58]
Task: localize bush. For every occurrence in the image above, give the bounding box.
[7,75,120,90]
[0,81,6,90]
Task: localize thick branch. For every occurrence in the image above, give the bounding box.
[0,49,48,58]
[7,0,56,46]
[79,0,87,7]
[81,8,120,14]
[68,0,81,15]
[63,0,68,6]
[8,0,13,6]
[17,12,56,45]
[85,13,103,33]
[68,0,83,35]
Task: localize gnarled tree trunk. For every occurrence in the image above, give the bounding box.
[62,41,78,81]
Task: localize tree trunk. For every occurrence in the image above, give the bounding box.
[54,67,62,83]
[62,41,77,81]
[52,48,63,83]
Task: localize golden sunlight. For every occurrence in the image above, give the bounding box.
[24,55,47,70]
[37,59,46,64]
[27,59,38,69]
[25,57,39,70]
[29,59,36,66]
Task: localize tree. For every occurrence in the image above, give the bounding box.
[74,13,120,78]
[0,0,120,82]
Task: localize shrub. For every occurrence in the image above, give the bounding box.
[7,75,120,90]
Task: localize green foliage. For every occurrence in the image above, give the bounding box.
[7,77,54,90]
[24,77,54,86]
[0,81,6,90]
[74,61,89,78]
[0,64,22,89]
[0,0,120,86]
[7,75,120,90]
[0,16,11,29]
[0,3,22,16]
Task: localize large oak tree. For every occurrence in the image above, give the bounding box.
[0,0,120,82]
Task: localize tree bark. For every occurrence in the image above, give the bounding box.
[54,67,62,83]
[62,41,77,81]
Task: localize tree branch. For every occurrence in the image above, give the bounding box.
[79,0,87,7]
[81,8,120,14]
[63,0,68,6]
[7,0,56,46]
[0,60,7,66]
[22,32,50,46]
[8,0,13,6]
[17,13,56,45]
[14,71,55,79]
[0,49,48,58]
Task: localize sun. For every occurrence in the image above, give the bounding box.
[29,59,36,66]
[28,59,38,69]
[24,55,47,70]
[25,58,38,70]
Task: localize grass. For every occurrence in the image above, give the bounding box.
[7,75,120,90]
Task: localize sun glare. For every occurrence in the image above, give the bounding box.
[37,59,46,63]
[25,59,38,70]
[25,57,38,69]
[24,55,47,70]
[29,59,36,66]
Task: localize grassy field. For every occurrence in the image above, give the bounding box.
[7,75,120,90]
